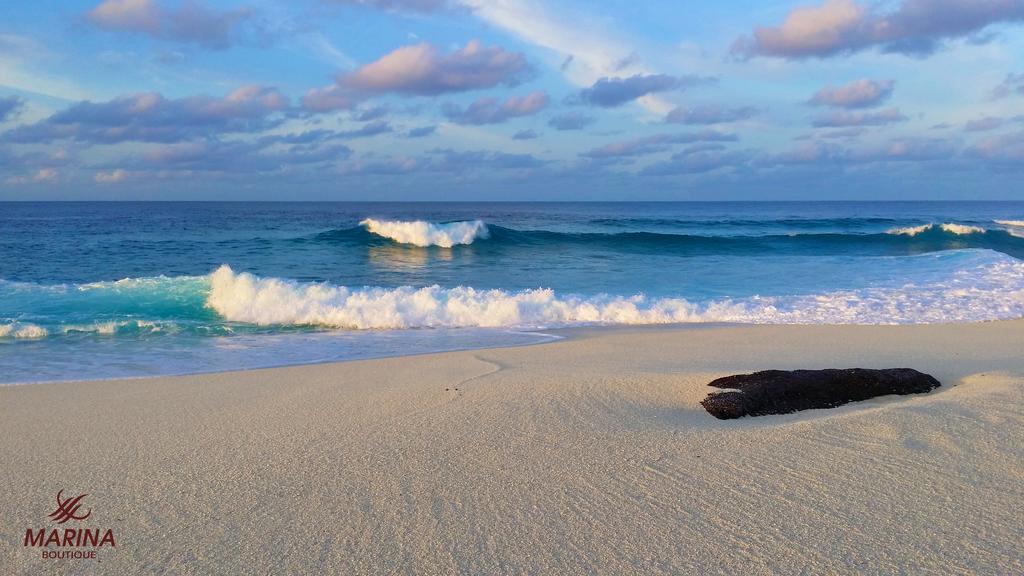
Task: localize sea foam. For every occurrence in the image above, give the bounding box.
[940,223,986,235]
[207,264,718,328]
[0,323,48,339]
[60,320,172,335]
[206,261,1024,329]
[360,218,489,247]
[886,223,987,236]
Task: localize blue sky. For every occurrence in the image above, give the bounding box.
[0,0,1022,200]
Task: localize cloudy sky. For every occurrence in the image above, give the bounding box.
[1,0,1022,200]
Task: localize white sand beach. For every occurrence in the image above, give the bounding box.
[2,321,1022,575]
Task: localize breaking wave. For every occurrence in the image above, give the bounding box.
[6,253,1024,342]
[887,223,987,236]
[206,262,1024,329]
[360,218,489,247]
[996,220,1024,238]
[306,219,1024,259]
[0,323,48,339]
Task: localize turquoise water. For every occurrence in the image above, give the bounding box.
[2,201,1024,383]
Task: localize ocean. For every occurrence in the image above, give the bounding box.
[2,201,1023,384]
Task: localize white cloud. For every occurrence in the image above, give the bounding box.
[809,79,895,108]
[458,0,675,114]
[460,0,636,81]
[5,168,58,185]
[95,168,128,183]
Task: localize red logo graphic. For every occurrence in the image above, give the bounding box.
[48,490,92,524]
[24,489,116,560]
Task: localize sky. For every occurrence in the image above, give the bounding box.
[0,0,1022,200]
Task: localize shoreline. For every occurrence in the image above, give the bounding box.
[0,328,564,388]
[4,318,1023,387]
[2,321,1022,574]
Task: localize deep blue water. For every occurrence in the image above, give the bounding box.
[2,201,1024,383]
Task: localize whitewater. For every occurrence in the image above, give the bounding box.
[205,261,1024,328]
[887,222,987,236]
[360,218,489,247]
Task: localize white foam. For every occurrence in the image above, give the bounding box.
[1,320,170,339]
[360,218,488,247]
[887,223,986,236]
[0,323,49,339]
[60,320,170,335]
[887,223,932,236]
[939,223,985,235]
[206,262,1024,329]
[995,220,1024,237]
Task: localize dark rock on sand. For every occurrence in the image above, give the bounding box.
[701,368,940,420]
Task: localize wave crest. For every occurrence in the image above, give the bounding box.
[940,223,986,235]
[995,220,1024,238]
[360,218,489,247]
[60,320,173,335]
[887,224,933,236]
[207,265,716,328]
[0,322,48,339]
[206,263,1024,329]
[886,222,987,236]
